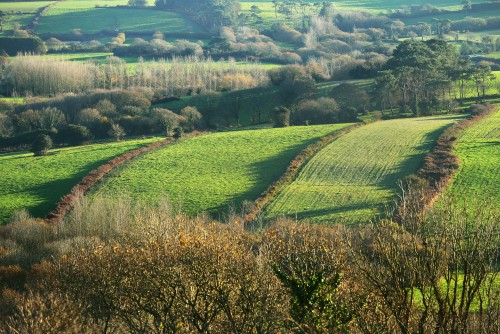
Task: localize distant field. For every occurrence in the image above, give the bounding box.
[446,108,500,208]
[484,52,500,59]
[0,137,161,224]
[36,1,206,35]
[402,10,498,26]
[0,1,54,34]
[240,0,483,15]
[92,124,352,216]
[264,115,462,224]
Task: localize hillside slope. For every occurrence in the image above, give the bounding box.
[264,115,462,224]
[0,137,161,224]
[92,124,353,215]
[445,108,500,208]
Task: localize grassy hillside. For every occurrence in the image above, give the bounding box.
[0,1,54,34]
[0,137,161,224]
[446,108,500,207]
[264,115,462,224]
[92,124,353,215]
[36,1,206,35]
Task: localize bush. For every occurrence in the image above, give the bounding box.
[273,106,290,127]
[292,98,340,125]
[30,134,52,156]
[180,106,203,131]
[468,103,491,116]
[0,37,47,56]
[57,124,93,146]
[107,123,126,141]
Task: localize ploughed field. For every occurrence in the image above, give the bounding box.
[0,137,161,224]
[446,108,500,208]
[264,115,462,224]
[91,124,352,216]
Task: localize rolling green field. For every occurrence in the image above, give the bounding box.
[240,0,483,16]
[0,137,161,224]
[36,0,206,35]
[446,108,500,207]
[0,1,54,34]
[92,124,352,215]
[264,115,462,224]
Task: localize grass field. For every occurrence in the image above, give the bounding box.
[92,124,353,216]
[264,115,462,224]
[0,137,161,224]
[0,1,54,34]
[445,108,500,208]
[36,1,206,35]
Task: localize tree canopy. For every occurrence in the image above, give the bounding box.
[155,0,240,31]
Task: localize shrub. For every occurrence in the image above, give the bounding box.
[30,134,52,156]
[180,106,203,131]
[173,127,183,140]
[107,123,126,141]
[0,37,47,56]
[273,106,290,127]
[292,97,340,125]
[57,124,93,146]
[94,99,116,117]
[468,103,491,116]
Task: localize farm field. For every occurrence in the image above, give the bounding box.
[264,115,462,224]
[92,124,353,216]
[445,107,500,208]
[0,137,161,224]
[0,1,53,34]
[240,0,484,15]
[36,1,206,35]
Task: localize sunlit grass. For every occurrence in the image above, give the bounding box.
[0,137,162,224]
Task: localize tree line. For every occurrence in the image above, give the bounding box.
[1,55,269,97]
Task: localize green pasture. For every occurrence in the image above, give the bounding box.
[92,124,352,216]
[36,1,206,35]
[445,107,500,208]
[0,137,161,224]
[403,11,499,26]
[484,52,500,59]
[240,0,484,16]
[0,1,54,34]
[0,97,24,104]
[264,115,462,224]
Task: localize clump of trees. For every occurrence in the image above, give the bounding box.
[0,194,498,333]
[1,55,269,97]
[0,89,206,150]
[154,0,240,32]
[373,39,496,115]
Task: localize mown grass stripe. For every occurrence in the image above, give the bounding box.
[264,115,462,224]
[92,124,353,216]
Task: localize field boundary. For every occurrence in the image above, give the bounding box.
[45,132,203,223]
[394,106,496,221]
[244,122,365,225]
